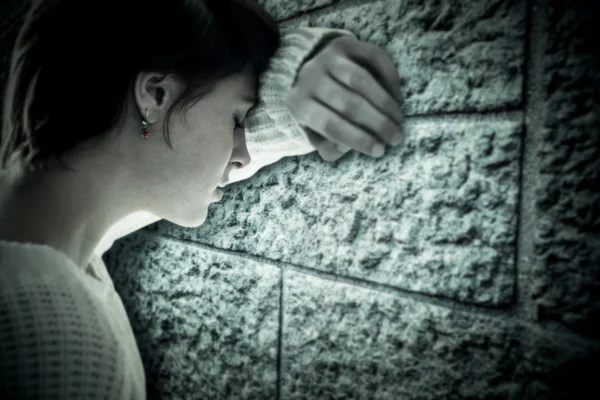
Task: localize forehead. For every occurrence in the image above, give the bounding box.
[227,64,258,98]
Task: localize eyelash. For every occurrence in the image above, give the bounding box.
[234,118,245,130]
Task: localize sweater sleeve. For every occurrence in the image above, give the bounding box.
[92,26,356,258]
[224,26,356,185]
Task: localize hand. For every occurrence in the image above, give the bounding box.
[286,35,405,162]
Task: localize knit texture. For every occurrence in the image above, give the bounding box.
[0,26,355,399]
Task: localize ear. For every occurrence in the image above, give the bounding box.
[133,72,185,124]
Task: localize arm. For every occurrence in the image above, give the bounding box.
[225,26,357,185]
[93,26,356,257]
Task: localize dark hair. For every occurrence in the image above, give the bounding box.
[0,0,280,178]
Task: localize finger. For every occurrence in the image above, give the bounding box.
[303,127,327,149]
[299,96,387,158]
[312,69,403,147]
[329,56,404,127]
[335,143,351,152]
[305,127,350,162]
[319,140,348,162]
[335,37,402,95]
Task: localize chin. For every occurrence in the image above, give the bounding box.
[185,213,208,228]
[168,205,209,228]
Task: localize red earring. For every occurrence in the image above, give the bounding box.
[141,109,149,139]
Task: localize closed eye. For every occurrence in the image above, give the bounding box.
[234,118,246,129]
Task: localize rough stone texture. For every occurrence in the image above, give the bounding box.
[531,0,600,340]
[282,270,600,400]
[0,0,598,398]
[156,117,522,306]
[105,232,281,400]
[278,0,526,115]
[257,0,341,21]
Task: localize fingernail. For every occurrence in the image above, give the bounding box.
[372,143,385,158]
[390,132,403,147]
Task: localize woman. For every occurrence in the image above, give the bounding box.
[0,0,404,398]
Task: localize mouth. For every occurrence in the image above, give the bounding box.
[212,186,223,201]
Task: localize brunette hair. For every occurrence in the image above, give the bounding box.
[0,0,280,179]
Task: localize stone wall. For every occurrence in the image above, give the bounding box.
[1,0,598,398]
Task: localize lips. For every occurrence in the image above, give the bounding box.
[218,178,230,188]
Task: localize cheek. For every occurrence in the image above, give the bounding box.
[183,114,233,168]
[207,131,233,170]
[222,129,235,156]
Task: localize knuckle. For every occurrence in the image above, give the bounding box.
[347,69,360,87]
[314,81,329,100]
[332,35,353,49]
[342,96,361,115]
[348,68,366,89]
[323,118,339,137]
[372,115,388,132]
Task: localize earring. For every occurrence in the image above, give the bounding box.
[141,109,149,139]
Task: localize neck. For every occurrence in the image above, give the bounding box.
[0,160,135,270]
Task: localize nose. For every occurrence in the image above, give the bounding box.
[231,129,251,170]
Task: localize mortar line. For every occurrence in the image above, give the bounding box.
[510,0,535,315]
[138,231,517,315]
[278,0,381,24]
[406,109,523,122]
[514,0,548,321]
[132,231,599,346]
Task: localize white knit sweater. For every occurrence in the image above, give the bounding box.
[0,26,355,399]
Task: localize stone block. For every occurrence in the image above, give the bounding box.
[106,232,280,399]
[281,270,600,399]
[532,0,600,339]
[281,0,526,114]
[156,116,523,306]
